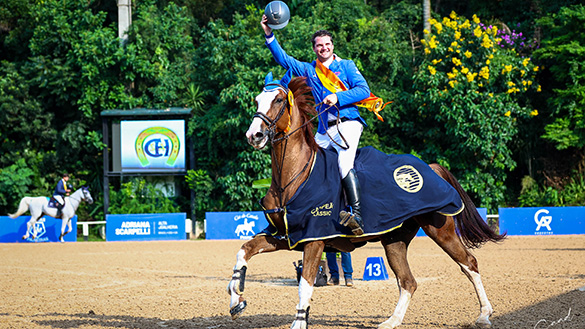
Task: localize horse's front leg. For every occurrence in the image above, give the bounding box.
[228,234,288,320]
[291,241,325,329]
[59,218,71,243]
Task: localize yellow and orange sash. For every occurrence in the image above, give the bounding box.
[315,60,390,122]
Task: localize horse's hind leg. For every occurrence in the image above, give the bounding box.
[23,220,32,239]
[23,217,40,240]
[227,235,288,320]
[378,221,419,329]
[419,213,493,328]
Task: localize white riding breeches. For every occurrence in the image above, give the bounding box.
[54,195,64,205]
[315,120,363,179]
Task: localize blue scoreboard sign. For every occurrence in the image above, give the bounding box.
[499,207,585,236]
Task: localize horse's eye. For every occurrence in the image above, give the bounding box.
[276,98,284,103]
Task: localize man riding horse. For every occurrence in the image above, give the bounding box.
[53,173,71,218]
[261,4,387,235]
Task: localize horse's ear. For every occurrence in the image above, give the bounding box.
[280,69,292,88]
[264,72,274,86]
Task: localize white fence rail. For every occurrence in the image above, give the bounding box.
[76,221,106,241]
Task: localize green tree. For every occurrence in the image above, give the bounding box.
[190,7,272,212]
[535,5,585,160]
[189,0,412,212]
[108,178,181,214]
[0,0,197,216]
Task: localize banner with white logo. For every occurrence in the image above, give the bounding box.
[0,216,77,243]
[106,213,186,241]
[205,211,268,240]
[499,207,585,235]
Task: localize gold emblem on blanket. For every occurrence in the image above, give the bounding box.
[311,202,333,217]
[393,165,423,193]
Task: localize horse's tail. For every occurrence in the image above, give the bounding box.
[8,197,33,219]
[430,163,506,249]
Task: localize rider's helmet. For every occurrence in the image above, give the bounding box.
[264,1,290,30]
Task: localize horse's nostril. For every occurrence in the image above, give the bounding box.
[255,132,264,138]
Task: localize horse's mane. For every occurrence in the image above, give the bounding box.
[288,77,320,153]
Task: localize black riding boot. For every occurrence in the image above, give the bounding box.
[56,203,63,218]
[339,169,365,235]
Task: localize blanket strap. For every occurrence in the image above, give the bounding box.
[263,207,285,214]
[258,199,285,214]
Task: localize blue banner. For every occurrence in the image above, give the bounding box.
[106,213,186,241]
[499,207,585,236]
[416,208,487,237]
[0,216,77,243]
[205,211,268,240]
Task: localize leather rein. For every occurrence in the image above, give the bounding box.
[253,83,321,214]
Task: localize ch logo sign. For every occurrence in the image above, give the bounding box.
[534,209,552,231]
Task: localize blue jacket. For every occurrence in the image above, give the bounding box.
[265,34,370,134]
[53,179,68,196]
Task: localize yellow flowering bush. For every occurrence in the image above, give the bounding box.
[412,11,542,210]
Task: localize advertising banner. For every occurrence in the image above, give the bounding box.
[106,213,186,241]
[499,207,585,236]
[0,216,77,243]
[205,211,268,240]
[416,208,487,237]
[120,120,186,172]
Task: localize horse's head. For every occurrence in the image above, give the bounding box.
[246,71,294,149]
[81,186,94,204]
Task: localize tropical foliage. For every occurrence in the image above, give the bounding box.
[108,178,182,214]
[410,12,540,211]
[0,0,583,221]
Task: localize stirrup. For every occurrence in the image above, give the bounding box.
[339,211,364,235]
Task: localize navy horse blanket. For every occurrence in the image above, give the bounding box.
[260,146,463,249]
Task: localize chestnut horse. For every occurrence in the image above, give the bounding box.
[228,73,505,329]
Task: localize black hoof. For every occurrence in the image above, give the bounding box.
[230,300,247,320]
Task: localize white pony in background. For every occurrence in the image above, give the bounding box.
[8,187,94,242]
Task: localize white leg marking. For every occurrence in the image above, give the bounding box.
[290,277,312,329]
[228,249,248,309]
[234,249,247,270]
[379,280,411,329]
[460,264,493,327]
[298,276,313,310]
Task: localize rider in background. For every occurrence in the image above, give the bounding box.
[261,9,369,235]
[53,173,71,218]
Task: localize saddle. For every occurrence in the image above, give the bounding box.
[48,196,65,209]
